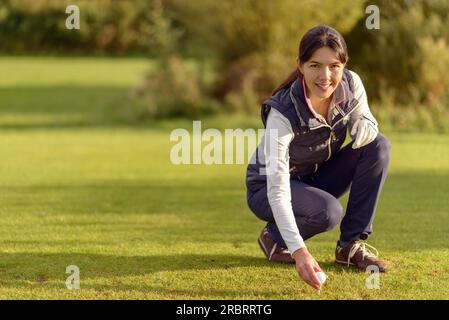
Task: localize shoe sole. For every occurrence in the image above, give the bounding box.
[335,259,387,272]
[335,259,356,267]
[258,236,294,264]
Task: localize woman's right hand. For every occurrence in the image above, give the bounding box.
[292,247,323,290]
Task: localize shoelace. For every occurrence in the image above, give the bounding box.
[346,242,379,267]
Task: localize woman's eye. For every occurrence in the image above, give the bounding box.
[310,64,318,68]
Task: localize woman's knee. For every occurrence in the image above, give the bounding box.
[311,195,343,231]
[324,197,343,230]
[247,187,272,222]
[372,133,391,167]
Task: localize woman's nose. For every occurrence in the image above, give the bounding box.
[319,67,332,80]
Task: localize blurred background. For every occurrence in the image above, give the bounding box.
[1,0,449,131]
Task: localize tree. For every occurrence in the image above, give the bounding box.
[169,0,364,112]
[346,0,449,106]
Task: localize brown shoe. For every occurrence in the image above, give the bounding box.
[258,227,295,264]
[335,240,387,272]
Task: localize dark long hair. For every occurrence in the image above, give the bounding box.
[271,25,349,95]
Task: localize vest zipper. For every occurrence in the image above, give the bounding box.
[301,102,361,172]
[309,103,360,132]
[325,132,335,161]
[309,104,360,163]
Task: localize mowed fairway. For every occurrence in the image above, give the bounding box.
[0,57,448,299]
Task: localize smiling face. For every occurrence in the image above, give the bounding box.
[298,46,345,102]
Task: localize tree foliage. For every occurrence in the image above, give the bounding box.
[346,0,449,105]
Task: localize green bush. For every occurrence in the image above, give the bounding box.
[418,37,449,105]
[346,0,449,107]
[170,0,363,113]
[372,100,449,133]
[126,0,363,119]
[130,56,219,120]
[0,0,176,55]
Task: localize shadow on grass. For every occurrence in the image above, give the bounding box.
[0,252,267,276]
[0,252,366,298]
[0,86,151,131]
[0,252,270,293]
[0,86,260,132]
[0,86,233,132]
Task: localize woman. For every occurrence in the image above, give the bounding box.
[245,25,391,290]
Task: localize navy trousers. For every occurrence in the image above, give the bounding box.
[246,133,391,248]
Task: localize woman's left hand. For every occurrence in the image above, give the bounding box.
[351,117,379,149]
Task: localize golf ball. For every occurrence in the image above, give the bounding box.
[316,271,327,284]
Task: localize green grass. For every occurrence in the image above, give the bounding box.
[0,57,448,299]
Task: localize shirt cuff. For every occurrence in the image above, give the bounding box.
[288,241,307,258]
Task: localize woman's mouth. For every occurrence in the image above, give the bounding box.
[315,82,332,91]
